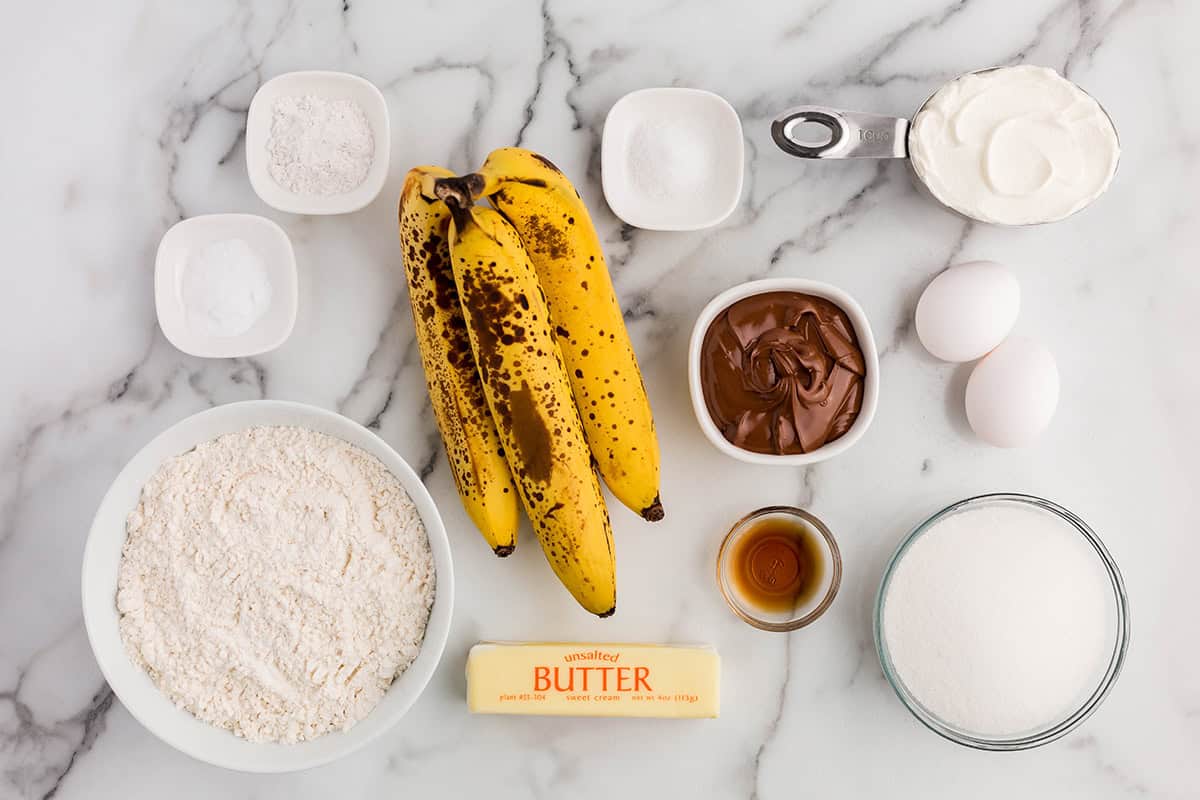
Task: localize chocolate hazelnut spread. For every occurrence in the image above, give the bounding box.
[700,291,866,455]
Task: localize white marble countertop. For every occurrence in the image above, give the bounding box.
[3,0,1198,797]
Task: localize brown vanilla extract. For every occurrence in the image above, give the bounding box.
[728,515,826,613]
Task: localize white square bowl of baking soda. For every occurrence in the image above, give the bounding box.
[155,214,298,358]
[246,70,390,215]
[602,87,744,231]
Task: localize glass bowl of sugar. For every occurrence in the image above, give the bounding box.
[874,493,1129,750]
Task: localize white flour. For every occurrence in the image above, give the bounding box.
[266,95,374,196]
[117,426,434,743]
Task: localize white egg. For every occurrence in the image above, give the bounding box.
[965,336,1059,448]
[915,261,1020,362]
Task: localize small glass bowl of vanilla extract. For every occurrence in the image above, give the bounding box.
[717,506,842,631]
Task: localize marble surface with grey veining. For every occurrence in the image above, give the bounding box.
[2,0,1198,797]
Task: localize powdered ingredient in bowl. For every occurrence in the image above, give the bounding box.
[116,426,434,743]
[179,237,273,338]
[626,118,714,201]
[267,95,374,196]
[882,502,1113,737]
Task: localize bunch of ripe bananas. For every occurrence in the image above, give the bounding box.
[399,148,663,617]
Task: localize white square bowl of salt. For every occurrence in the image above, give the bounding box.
[246,71,390,215]
[155,214,298,358]
[602,87,744,231]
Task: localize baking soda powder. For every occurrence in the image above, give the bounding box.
[179,237,272,338]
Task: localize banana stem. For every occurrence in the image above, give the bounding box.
[434,174,486,208]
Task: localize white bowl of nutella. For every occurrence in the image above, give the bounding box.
[688,279,880,466]
[770,65,1120,226]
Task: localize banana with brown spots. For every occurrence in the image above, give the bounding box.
[453,148,663,522]
[399,166,519,556]
[436,189,616,617]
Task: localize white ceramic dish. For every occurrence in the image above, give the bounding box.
[687,278,880,465]
[601,87,744,231]
[81,401,453,773]
[246,70,390,215]
[155,214,298,359]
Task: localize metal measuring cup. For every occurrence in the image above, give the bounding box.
[770,67,1119,226]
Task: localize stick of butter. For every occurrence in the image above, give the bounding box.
[466,642,719,718]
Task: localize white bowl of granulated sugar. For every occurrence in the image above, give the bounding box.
[81,400,453,773]
[246,71,391,215]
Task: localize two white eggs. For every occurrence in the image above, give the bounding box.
[915,261,1059,447]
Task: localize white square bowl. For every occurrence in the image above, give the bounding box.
[602,87,744,231]
[246,70,390,215]
[155,214,297,358]
[687,278,880,465]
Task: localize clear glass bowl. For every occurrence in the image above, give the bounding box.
[874,493,1130,750]
[716,506,842,631]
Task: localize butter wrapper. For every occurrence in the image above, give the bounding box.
[466,642,720,718]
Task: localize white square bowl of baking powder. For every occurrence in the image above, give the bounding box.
[246,70,391,215]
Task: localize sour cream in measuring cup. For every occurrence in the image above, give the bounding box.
[908,65,1119,225]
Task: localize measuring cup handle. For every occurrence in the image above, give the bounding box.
[771,106,909,159]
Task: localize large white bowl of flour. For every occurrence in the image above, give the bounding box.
[82,400,453,772]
